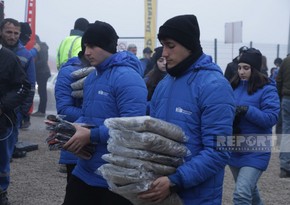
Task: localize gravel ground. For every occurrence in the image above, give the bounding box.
[7,115,290,205]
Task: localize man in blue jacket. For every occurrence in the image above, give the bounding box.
[0,18,36,158]
[62,21,147,205]
[138,14,235,205]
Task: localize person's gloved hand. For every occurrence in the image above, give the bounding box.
[236,106,249,116]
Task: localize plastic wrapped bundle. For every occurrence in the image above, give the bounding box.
[107,181,183,205]
[108,129,190,157]
[104,116,188,143]
[107,143,184,167]
[98,116,187,205]
[70,66,95,98]
[98,164,156,186]
[102,154,176,175]
[70,76,87,90]
[70,66,95,79]
[98,164,183,205]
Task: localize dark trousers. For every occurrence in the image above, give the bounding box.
[63,175,133,205]
[36,75,49,113]
[66,164,76,183]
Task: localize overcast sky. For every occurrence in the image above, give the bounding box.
[4,0,290,58]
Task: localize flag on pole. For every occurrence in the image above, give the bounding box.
[144,0,157,51]
[0,1,4,22]
[25,0,36,50]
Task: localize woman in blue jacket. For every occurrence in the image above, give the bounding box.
[229,48,280,204]
[139,15,235,205]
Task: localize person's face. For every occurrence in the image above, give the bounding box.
[157,57,166,72]
[0,22,21,46]
[84,44,111,66]
[238,63,252,80]
[144,53,151,59]
[160,38,191,69]
[128,47,137,56]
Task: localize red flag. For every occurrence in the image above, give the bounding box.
[25,0,36,50]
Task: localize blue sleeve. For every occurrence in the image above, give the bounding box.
[245,85,280,128]
[30,48,38,58]
[55,67,82,122]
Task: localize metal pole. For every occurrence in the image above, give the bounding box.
[277,44,280,58]
[214,38,217,64]
[288,13,290,55]
[0,1,4,22]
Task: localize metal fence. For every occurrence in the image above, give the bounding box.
[119,37,288,74]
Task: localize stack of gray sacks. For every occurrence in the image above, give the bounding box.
[70,66,95,98]
[98,116,190,205]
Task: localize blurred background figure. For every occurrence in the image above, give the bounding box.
[144,46,166,101]
[139,46,152,77]
[127,43,137,55]
[19,22,31,46]
[56,17,89,70]
[224,46,248,81]
[276,55,290,178]
[260,55,269,77]
[31,35,51,117]
[270,57,283,80]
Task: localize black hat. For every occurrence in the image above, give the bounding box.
[143,47,153,54]
[151,47,163,65]
[20,22,32,35]
[19,22,32,45]
[274,58,282,65]
[239,46,249,54]
[74,18,89,32]
[82,21,119,54]
[238,48,262,70]
[157,14,202,53]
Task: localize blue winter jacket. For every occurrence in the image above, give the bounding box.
[150,54,235,205]
[14,42,36,115]
[228,79,280,171]
[55,57,83,164]
[73,51,147,186]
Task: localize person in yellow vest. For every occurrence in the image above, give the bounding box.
[56,18,89,70]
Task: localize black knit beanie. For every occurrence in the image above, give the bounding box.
[74,18,89,32]
[238,48,262,71]
[151,46,163,65]
[82,21,119,54]
[157,14,202,53]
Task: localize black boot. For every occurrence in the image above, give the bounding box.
[12,147,27,158]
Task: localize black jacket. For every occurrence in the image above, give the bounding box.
[224,57,239,81]
[0,46,30,131]
[34,41,51,80]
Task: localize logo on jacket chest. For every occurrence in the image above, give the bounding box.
[98,90,109,96]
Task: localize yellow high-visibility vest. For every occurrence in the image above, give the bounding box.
[56,35,81,70]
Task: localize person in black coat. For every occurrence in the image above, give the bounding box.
[31,35,51,116]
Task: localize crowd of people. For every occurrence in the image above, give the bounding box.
[0,13,289,205]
